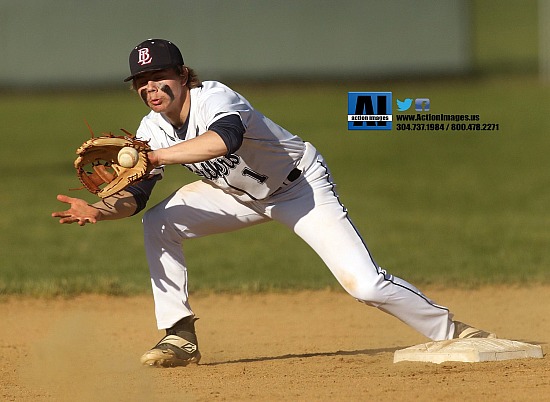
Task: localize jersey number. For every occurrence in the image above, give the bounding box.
[242,167,268,184]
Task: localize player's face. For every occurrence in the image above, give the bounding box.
[134,69,186,114]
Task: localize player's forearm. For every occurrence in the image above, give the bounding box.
[150,130,228,166]
[92,190,138,221]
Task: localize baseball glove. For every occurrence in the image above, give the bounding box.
[74,129,153,198]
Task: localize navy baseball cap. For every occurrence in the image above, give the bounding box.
[124,39,184,82]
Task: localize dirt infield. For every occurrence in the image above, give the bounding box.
[1,286,548,401]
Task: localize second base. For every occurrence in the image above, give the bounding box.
[393,339,543,364]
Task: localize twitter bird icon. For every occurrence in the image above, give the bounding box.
[396,98,413,112]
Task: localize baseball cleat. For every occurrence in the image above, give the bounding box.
[453,321,497,339]
[140,334,201,367]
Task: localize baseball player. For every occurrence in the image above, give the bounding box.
[52,39,496,367]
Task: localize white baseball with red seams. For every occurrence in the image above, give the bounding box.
[117,147,139,168]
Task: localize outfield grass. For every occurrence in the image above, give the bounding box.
[0,74,549,296]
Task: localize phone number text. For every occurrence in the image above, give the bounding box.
[395,123,499,131]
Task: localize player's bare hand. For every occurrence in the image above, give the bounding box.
[147,150,161,167]
[51,194,100,226]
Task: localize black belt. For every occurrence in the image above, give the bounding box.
[286,168,302,182]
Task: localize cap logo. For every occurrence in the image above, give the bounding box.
[137,48,153,66]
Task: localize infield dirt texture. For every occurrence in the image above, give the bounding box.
[1,286,548,401]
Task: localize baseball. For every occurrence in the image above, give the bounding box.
[118,147,139,168]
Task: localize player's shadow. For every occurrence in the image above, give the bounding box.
[202,347,403,366]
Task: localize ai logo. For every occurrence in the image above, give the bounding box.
[348,92,392,131]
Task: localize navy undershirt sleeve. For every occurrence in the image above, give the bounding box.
[126,174,162,215]
[208,114,245,155]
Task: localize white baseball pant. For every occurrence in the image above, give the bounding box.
[142,143,454,340]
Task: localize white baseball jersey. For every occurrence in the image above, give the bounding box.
[136,80,306,201]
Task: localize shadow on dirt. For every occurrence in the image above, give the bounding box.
[203,346,404,366]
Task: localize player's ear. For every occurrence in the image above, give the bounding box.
[179,66,188,87]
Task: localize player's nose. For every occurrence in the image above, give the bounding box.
[145,81,159,92]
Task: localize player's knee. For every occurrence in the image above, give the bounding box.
[341,280,386,306]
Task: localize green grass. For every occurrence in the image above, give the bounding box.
[1,74,549,296]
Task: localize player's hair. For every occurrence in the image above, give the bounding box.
[179,66,202,89]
